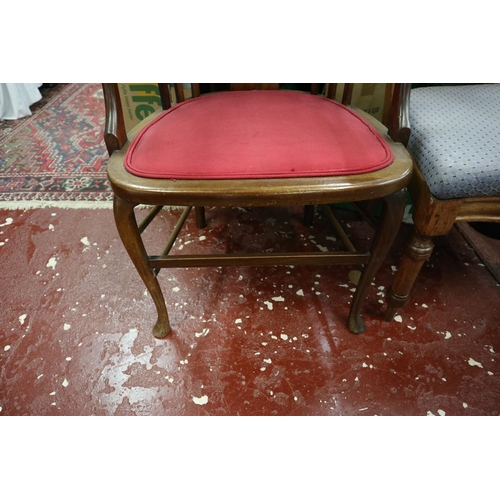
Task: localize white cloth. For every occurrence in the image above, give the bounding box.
[0,83,43,120]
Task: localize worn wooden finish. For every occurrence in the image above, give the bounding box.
[148,251,370,269]
[349,190,406,333]
[158,83,171,110]
[174,83,185,103]
[230,83,279,91]
[385,85,500,319]
[192,83,200,98]
[195,206,206,229]
[387,83,411,146]
[342,84,354,106]
[103,83,127,155]
[113,196,170,338]
[138,205,164,234]
[105,84,413,337]
[326,83,337,100]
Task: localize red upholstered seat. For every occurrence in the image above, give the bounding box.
[125,90,393,179]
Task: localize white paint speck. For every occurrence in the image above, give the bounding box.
[192,395,208,405]
[444,331,452,339]
[407,325,416,330]
[263,358,272,364]
[172,286,180,292]
[195,328,210,338]
[391,266,398,272]
[394,315,403,323]
[263,301,273,310]
[296,289,304,296]
[63,324,71,331]
[426,411,436,416]
[0,218,13,227]
[272,296,285,302]
[235,318,242,324]
[46,257,57,269]
[50,391,56,396]
[4,345,11,351]
[19,314,27,325]
[66,357,72,361]
[280,334,288,341]
[199,235,206,241]
[437,409,446,416]
[62,379,69,387]
[422,304,428,308]
[468,358,483,368]
[463,402,468,408]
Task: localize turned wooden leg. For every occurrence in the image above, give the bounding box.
[195,207,207,229]
[348,190,406,334]
[384,230,434,321]
[113,195,171,338]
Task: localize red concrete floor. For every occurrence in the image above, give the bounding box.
[1,204,500,416]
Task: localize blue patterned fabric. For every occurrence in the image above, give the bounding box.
[407,84,500,200]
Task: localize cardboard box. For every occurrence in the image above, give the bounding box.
[334,83,393,125]
[117,83,392,132]
[117,83,163,132]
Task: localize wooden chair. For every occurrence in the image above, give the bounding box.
[385,84,500,319]
[103,83,412,338]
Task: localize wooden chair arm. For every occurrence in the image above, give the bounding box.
[388,83,411,146]
[102,83,127,155]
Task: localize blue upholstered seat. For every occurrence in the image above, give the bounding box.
[407,84,500,200]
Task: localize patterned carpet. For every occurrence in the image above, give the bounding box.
[0,83,112,204]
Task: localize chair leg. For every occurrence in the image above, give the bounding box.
[384,230,434,321]
[195,207,207,229]
[113,195,171,339]
[347,190,406,334]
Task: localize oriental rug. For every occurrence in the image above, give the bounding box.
[0,83,112,206]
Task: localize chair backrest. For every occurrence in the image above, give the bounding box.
[103,83,411,156]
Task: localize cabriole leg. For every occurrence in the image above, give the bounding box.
[113,195,171,338]
[348,190,406,334]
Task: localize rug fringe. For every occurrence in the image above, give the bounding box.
[0,201,185,210]
[0,200,114,210]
